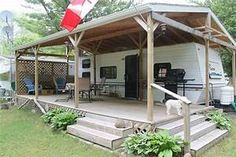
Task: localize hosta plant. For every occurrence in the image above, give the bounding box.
[50,111,78,130]
[41,108,65,123]
[207,111,231,130]
[123,131,185,157]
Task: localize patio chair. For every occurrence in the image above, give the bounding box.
[91,77,107,96]
[79,78,92,102]
[23,78,43,95]
[53,77,67,94]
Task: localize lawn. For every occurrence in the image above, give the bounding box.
[199,114,236,157]
[1,107,236,157]
[0,107,117,157]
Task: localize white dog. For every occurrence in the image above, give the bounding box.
[165,98,186,116]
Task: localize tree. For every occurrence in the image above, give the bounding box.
[190,0,236,76]
[17,0,134,37]
[1,31,41,56]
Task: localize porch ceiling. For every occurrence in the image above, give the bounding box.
[15,3,236,55]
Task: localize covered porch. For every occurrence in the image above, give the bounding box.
[14,3,236,154]
[15,3,236,122]
[16,94,212,124]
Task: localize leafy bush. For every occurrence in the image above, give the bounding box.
[207,111,231,130]
[0,98,7,104]
[41,108,65,123]
[123,131,185,157]
[50,112,78,130]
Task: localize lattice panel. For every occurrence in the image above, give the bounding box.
[17,60,68,95]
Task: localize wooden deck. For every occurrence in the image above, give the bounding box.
[16,94,212,124]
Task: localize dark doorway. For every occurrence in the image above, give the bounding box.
[125,54,139,98]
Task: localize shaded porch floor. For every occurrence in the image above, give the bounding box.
[17,94,213,124]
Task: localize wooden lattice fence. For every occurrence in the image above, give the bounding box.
[16,59,68,95]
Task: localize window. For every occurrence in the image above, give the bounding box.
[154,63,171,82]
[82,72,90,78]
[100,66,117,79]
[82,59,90,68]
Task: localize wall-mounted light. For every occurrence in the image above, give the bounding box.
[160,23,167,34]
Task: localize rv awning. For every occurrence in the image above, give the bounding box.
[15,3,236,54]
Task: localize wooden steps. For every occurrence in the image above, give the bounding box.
[191,129,228,157]
[157,114,229,157]
[158,115,206,134]
[67,114,133,150]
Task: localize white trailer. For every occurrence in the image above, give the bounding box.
[73,42,226,104]
[0,56,15,91]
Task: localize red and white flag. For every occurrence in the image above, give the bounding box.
[60,0,99,32]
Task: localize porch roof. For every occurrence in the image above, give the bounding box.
[15,3,236,54]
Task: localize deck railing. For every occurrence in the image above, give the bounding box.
[151,83,191,154]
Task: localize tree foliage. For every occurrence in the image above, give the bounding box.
[190,0,236,76]
[17,0,134,37]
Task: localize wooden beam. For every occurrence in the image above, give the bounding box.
[194,26,205,30]
[95,40,103,53]
[33,45,40,99]
[134,16,148,31]
[231,51,235,85]
[153,22,160,32]
[147,13,154,122]
[80,27,140,44]
[168,27,189,42]
[128,34,139,48]
[152,12,236,50]
[19,52,74,58]
[205,13,211,107]
[206,26,228,38]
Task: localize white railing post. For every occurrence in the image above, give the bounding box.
[150,83,191,155]
[183,102,191,154]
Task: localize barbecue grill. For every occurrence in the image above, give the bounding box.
[154,63,194,101]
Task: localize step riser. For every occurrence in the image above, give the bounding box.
[78,119,133,137]
[190,124,216,141]
[67,125,123,149]
[169,117,206,135]
[192,131,228,157]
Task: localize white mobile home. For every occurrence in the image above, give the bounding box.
[0,56,15,91]
[77,42,226,104]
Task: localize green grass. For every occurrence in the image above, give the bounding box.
[0,107,117,157]
[200,114,236,157]
[1,107,236,157]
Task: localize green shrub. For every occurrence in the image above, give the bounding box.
[123,131,185,157]
[50,112,78,130]
[207,111,231,130]
[41,108,65,123]
[0,98,7,104]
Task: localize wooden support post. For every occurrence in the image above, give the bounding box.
[15,51,19,95]
[233,52,236,95]
[147,13,154,122]
[205,39,210,106]
[69,31,85,108]
[74,47,80,108]
[34,46,40,99]
[66,45,70,78]
[93,54,97,94]
[205,13,211,107]
[138,32,144,100]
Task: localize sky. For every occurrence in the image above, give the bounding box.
[0,0,43,14]
[0,0,197,14]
